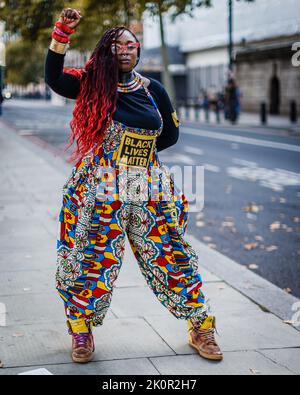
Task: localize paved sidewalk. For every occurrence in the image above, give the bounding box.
[179,108,300,136]
[0,120,300,375]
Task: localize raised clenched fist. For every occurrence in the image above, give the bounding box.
[59,8,82,29]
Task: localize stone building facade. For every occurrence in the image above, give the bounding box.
[235,37,300,115]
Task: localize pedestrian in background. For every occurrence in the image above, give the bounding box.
[224,78,240,124]
[0,89,3,116]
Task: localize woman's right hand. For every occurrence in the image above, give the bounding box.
[58,8,82,29]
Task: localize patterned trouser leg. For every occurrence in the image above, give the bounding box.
[126,199,208,322]
[57,198,128,327]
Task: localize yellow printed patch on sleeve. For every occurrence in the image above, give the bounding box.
[171,110,180,127]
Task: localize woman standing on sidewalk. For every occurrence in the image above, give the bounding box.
[45,8,223,364]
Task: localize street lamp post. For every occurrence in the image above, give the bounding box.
[0,21,5,113]
[228,0,234,74]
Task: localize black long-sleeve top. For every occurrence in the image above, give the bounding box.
[44,49,180,152]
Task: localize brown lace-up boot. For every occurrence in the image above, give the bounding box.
[187,315,223,361]
[67,318,95,363]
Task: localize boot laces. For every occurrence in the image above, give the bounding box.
[197,327,218,346]
[189,320,219,344]
[73,333,91,348]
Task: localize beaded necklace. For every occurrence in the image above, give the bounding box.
[117,70,143,93]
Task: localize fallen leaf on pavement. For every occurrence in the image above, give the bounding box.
[270,222,281,231]
[208,243,217,249]
[283,320,296,326]
[248,264,259,270]
[12,332,24,338]
[283,288,292,294]
[222,221,235,227]
[243,203,260,213]
[254,235,264,241]
[249,368,261,375]
[265,245,278,252]
[0,361,4,368]
[244,243,258,251]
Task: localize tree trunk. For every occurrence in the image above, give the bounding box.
[124,0,130,26]
[157,0,177,108]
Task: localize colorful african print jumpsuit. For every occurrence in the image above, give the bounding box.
[56,80,209,327]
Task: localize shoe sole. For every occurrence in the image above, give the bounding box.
[72,352,94,363]
[189,340,223,361]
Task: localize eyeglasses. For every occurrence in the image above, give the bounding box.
[111,42,140,54]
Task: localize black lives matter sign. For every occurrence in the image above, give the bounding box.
[116,130,156,168]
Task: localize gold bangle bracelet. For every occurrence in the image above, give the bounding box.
[49,38,70,55]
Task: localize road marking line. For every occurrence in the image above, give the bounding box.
[184,146,204,155]
[182,128,300,152]
[204,163,220,172]
[227,164,300,191]
[159,153,195,165]
[232,158,258,167]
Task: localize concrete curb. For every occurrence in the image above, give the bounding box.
[181,119,300,136]
[187,233,300,330]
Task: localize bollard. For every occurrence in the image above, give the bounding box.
[215,102,220,123]
[194,103,201,121]
[185,101,189,120]
[260,102,267,124]
[290,100,297,123]
[205,107,210,122]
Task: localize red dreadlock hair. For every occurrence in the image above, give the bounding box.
[63,26,141,164]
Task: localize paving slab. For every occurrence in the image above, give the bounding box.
[149,351,295,375]
[0,269,57,297]
[0,249,57,272]
[259,348,300,375]
[0,357,160,375]
[144,310,300,354]
[0,318,175,368]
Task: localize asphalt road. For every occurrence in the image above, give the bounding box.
[2,99,300,298]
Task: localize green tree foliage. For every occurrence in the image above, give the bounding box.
[0,0,62,40]
[0,0,254,85]
[5,39,44,84]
